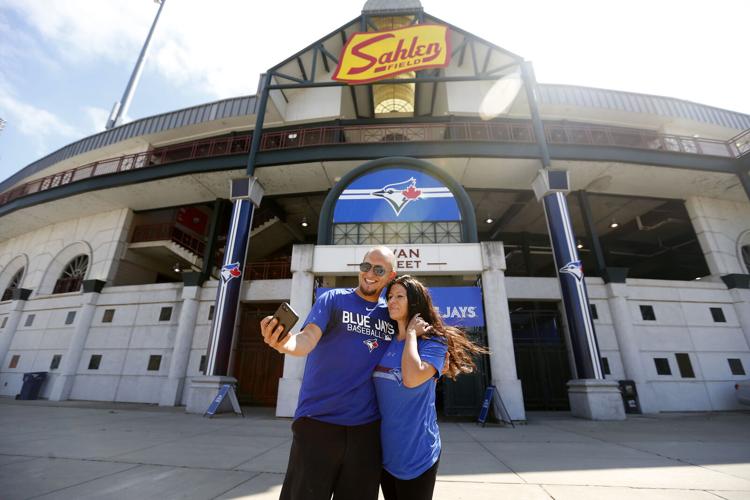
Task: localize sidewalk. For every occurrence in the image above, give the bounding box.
[1,398,749,499]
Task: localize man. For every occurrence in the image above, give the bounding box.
[261,246,397,500]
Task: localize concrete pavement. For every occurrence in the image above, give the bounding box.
[1,398,749,499]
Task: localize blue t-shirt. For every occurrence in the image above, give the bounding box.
[294,288,395,425]
[373,336,448,480]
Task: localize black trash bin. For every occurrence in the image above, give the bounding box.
[17,372,48,400]
[618,379,641,414]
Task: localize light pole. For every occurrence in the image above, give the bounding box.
[105,0,167,130]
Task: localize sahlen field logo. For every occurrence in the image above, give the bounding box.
[371,177,423,216]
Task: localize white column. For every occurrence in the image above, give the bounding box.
[685,197,743,279]
[0,289,31,368]
[480,241,526,421]
[276,244,315,417]
[730,288,750,350]
[49,281,104,401]
[605,282,659,413]
[159,284,201,406]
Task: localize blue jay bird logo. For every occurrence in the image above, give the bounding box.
[364,338,380,352]
[220,262,242,283]
[371,177,422,216]
[559,260,584,281]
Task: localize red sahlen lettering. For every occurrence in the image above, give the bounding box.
[349,33,394,75]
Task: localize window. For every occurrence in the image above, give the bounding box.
[88,354,102,370]
[9,354,20,369]
[102,309,115,323]
[53,255,89,294]
[147,355,162,371]
[710,307,726,323]
[50,355,62,370]
[590,304,598,320]
[1,317,7,329]
[601,357,610,375]
[65,311,76,325]
[159,307,173,321]
[208,305,215,321]
[654,358,671,375]
[199,355,207,373]
[640,305,656,321]
[675,353,695,378]
[332,222,461,245]
[24,314,35,327]
[742,243,750,273]
[728,358,746,376]
[1,267,24,301]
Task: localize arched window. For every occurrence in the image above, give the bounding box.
[1,268,24,301]
[53,255,89,294]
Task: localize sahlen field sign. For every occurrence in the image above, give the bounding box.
[333,24,451,84]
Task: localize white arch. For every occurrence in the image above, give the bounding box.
[738,229,750,274]
[37,241,93,295]
[0,255,29,298]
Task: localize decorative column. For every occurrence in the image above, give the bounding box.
[159,273,202,406]
[186,178,264,414]
[522,60,622,420]
[480,241,526,421]
[0,288,32,369]
[605,282,659,413]
[276,244,315,417]
[49,280,105,401]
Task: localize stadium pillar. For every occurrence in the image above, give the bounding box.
[49,280,105,401]
[480,241,526,421]
[522,62,623,419]
[276,244,315,417]
[203,73,271,378]
[160,279,202,406]
[0,288,31,372]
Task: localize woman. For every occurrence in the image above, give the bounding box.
[373,275,488,500]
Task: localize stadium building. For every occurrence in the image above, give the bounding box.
[1,0,749,420]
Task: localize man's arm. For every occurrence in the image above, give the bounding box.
[261,316,322,356]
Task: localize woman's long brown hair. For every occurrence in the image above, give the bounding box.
[386,275,489,379]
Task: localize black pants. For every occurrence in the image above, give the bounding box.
[280,417,381,500]
[380,458,440,500]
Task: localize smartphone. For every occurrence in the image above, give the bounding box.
[272,302,299,343]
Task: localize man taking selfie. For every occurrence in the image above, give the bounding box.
[260,246,397,500]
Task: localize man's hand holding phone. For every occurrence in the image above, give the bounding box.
[261,302,299,353]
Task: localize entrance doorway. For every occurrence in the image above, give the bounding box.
[233,303,285,406]
[510,301,571,410]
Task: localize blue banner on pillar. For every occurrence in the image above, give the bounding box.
[315,286,484,327]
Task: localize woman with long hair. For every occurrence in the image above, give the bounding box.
[373,275,488,500]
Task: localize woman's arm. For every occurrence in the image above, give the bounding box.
[401,316,437,388]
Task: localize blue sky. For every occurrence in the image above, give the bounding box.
[1,0,749,185]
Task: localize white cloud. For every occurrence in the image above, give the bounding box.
[0,84,79,143]
[82,105,110,134]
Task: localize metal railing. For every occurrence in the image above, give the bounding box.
[1,121,746,209]
[131,223,206,256]
[244,259,293,280]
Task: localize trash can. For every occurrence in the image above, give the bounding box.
[17,372,48,400]
[618,379,641,414]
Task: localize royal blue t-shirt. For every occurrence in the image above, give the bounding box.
[373,336,448,480]
[294,288,395,425]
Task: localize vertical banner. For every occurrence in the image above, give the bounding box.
[542,192,603,379]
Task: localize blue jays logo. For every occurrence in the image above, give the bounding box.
[390,368,403,386]
[559,260,583,281]
[364,338,379,352]
[371,177,423,216]
[220,262,242,283]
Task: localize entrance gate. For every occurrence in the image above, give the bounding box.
[233,303,284,406]
[510,301,571,411]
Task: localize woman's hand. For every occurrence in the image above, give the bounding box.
[407,314,432,337]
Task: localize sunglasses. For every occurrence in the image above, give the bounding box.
[359,262,388,277]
